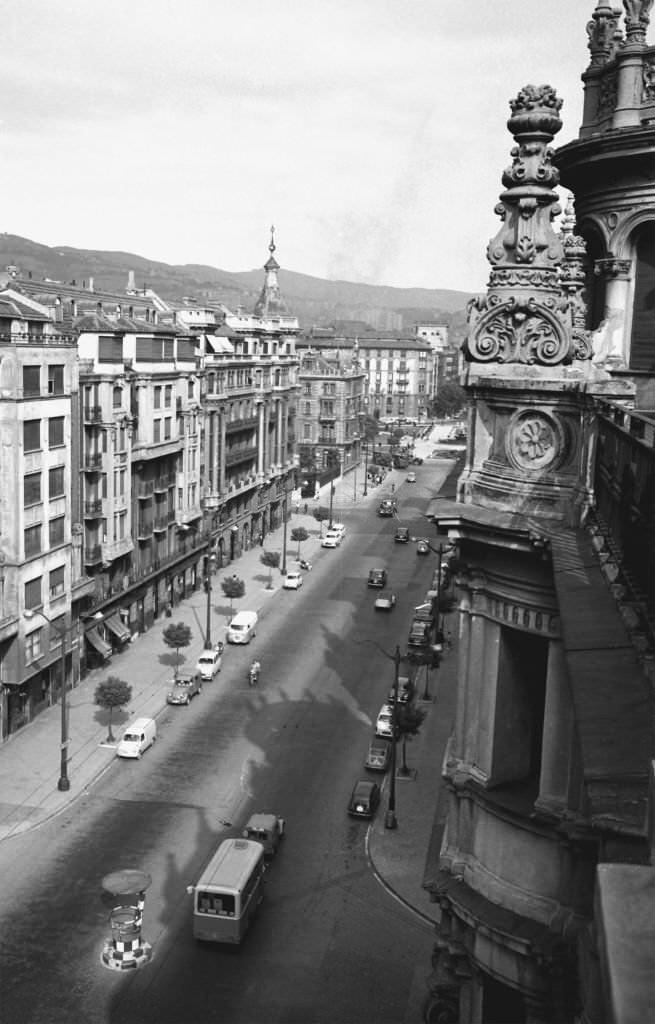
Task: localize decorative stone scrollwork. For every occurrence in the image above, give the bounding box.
[466,297,570,365]
[624,0,654,44]
[506,410,567,472]
[594,257,632,278]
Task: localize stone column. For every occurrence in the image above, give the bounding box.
[593,258,632,366]
[219,410,226,495]
[257,401,265,478]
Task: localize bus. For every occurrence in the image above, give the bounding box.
[189,838,266,943]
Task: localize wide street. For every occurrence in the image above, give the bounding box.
[0,461,450,1024]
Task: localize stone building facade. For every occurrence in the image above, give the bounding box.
[423,55,655,1022]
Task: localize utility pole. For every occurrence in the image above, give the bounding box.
[281,479,289,574]
[385,645,401,830]
[204,553,213,649]
[328,480,335,530]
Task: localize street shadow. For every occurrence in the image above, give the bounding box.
[158,652,187,669]
[92,705,131,732]
[252,573,271,585]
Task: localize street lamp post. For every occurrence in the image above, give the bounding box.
[204,552,213,649]
[385,645,402,830]
[24,609,70,791]
[281,479,289,575]
[328,480,335,530]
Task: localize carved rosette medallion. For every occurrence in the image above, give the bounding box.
[506,410,566,471]
[466,297,571,365]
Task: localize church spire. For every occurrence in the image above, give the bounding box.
[254,224,288,317]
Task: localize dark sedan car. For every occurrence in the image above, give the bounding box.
[367,568,387,588]
[166,674,202,705]
[348,780,381,818]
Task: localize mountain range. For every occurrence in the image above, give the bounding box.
[0,233,473,331]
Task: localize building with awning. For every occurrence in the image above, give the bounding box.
[85,628,112,661]
[103,614,131,646]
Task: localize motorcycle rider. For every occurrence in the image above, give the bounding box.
[249,659,261,685]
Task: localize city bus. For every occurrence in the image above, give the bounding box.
[188,838,266,943]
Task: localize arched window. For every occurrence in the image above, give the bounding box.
[580,226,606,331]
[630,221,655,371]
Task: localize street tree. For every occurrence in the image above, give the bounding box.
[313,506,330,533]
[220,575,245,617]
[290,526,309,558]
[162,621,192,679]
[432,380,467,418]
[360,414,379,441]
[395,702,427,775]
[260,550,281,588]
[94,676,132,742]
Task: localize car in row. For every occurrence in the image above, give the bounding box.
[321,522,346,548]
[283,569,303,590]
[167,673,202,705]
[377,499,397,517]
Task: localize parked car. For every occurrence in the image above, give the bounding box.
[374,591,397,611]
[347,780,381,818]
[367,568,387,588]
[330,523,346,539]
[378,500,396,517]
[413,602,435,625]
[406,472,417,483]
[241,813,285,858]
[166,674,202,705]
[410,456,424,465]
[116,717,157,758]
[375,703,395,738]
[364,738,392,772]
[283,570,303,590]
[195,642,224,681]
[394,526,410,543]
[417,538,430,554]
[388,676,414,704]
[321,530,342,548]
[408,621,431,648]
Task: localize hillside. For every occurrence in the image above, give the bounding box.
[0,234,473,329]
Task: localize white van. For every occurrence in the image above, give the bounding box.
[116,717,157,759]
[195,642,223,680]
[226,610,258,645]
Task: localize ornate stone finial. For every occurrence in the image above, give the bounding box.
[559,197,594,359]
[463,86,591,367]
[587,1,624,66]
[623,0,654,44]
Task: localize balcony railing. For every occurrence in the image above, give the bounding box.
[136,480,155,499]
[153,515,170,531]
[84,544,102,564]
[83,453,103,471]
[154,474,175,491]
[84,499,103,516]
[83,405,103,423]
[137,521,154,539]
[225,445,258,468]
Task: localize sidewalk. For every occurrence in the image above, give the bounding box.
[0,424,454,944]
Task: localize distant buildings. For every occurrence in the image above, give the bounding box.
[297,325,450,421]
[296,349,366,483]
[0,233,298,740]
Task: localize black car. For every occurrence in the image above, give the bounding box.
[410,456,424,465]
[347,780,381,818]
[378,500,397,517]
[394,526,410,543]
[408,621,431,647]
[367,568,387,588]
[364,739,391,772]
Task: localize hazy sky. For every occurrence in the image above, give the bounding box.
[2,1,593,292]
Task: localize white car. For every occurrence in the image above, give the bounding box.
[330,523,346,538]
[283,570,303,590]
[375,703,395,738]
[406,472,417,483]
[321,531,342,548]
[195,644,223,680]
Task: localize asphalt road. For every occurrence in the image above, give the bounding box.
[0,466,446,1024]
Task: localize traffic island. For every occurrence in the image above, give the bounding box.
[100,869,153,972]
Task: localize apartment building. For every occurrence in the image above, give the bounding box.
[0,232,298,738]
[296,350,365,481]
[297,330,435,421]
[0,292,94,739]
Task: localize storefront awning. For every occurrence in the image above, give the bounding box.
[104,614,130,644]
[86,627,112,660]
